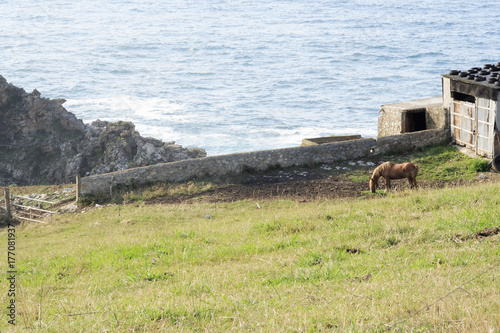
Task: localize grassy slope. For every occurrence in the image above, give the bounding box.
[1,145,500,332]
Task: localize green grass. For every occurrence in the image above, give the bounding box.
[335,144,488,189]
[410,145,489,181]
[1,182,500,332]
[121,181,215,204]
[347,173,370,183]
[1,144,498,332]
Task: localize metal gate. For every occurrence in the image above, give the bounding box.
[2,189,57,223]
[451,98,496,158]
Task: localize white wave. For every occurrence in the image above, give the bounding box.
[133,124,182,142]
[65,96,189,123]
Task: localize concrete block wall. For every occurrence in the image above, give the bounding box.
[378,97,446,137]
[378,108,404,137]
[426,104,449,130]
[80,129,450,197]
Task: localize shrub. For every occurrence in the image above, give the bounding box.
[467,159,490,172]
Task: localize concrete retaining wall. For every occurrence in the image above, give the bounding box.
[80,129,450,197]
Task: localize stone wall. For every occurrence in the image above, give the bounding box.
[80,129,451,197]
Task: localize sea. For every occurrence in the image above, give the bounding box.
[1,0,499,156]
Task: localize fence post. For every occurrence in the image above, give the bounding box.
[76,174,81,202]
[4,188,11,218]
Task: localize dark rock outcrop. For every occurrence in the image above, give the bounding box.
[0,76,206,186]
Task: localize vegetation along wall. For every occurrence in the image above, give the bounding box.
[80,129,450,197]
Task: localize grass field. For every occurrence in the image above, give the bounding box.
[1,146,499,332]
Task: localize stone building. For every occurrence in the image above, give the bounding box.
[378,62,500,165]
[442,63,500,159]
[377,96,447,138]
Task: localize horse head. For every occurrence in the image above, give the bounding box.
[369,177,378,193]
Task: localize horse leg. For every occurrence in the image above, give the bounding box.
[408,176,414,189]
[408,175,417,189]
[384,178,391,192]
[411,167,418,189]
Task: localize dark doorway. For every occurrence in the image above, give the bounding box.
[403,111,427,133]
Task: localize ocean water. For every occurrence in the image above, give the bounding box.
[1,0,499,156]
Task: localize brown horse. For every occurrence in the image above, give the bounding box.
[369,162,419,193]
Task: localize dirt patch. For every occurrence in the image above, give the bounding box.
[145,163,498,205]
[346,248,364,254]
[458,226,500,241]
[347,273,372,283]
[477,226,500,237]
[146,168,372,205]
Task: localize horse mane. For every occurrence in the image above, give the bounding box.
[371,162,392,179]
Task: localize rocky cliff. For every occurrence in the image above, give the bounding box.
[0,76,206,186]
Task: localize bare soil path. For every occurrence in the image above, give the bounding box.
[146,162,499,205]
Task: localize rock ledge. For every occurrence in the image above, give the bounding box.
[0,76,206,186]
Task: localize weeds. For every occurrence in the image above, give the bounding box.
[121,181,215,203]
[467,158,490,172]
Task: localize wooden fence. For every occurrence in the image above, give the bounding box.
[3,188,57,224]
